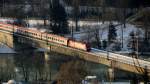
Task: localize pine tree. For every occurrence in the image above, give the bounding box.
[127,31,137,55]
[49,0,69,34]
[108,23,117,45]
[102,40,107,49]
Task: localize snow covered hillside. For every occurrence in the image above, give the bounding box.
[72,22,144,51]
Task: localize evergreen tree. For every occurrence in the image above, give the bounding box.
[108,23,117,45]
[49,0,69,34]
[127,31,137,55]
[102,40,107,49]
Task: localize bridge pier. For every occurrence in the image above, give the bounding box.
[108,68,114,82]
[45,51,50,61]
[0,31,14,48]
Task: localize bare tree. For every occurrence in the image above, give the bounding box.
[101,0,106,24]
[142,9,150,52]
[72,0,80,31]
[39,0,49,26]
[56,60,88,84]
[80,26,105,49]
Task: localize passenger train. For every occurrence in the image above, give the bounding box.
[0,22,91,51]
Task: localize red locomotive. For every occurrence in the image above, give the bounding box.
[0,22,91,51]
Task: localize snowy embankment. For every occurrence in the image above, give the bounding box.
[0,43,15,54]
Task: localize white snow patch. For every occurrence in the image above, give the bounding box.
[0,43,16,54]
[0,18,14,23]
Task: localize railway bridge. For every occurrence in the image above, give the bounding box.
[0,28,150,79]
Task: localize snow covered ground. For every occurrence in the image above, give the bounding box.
[0,43,15,54]
[72,22,144,51]
[0,17,14,23]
